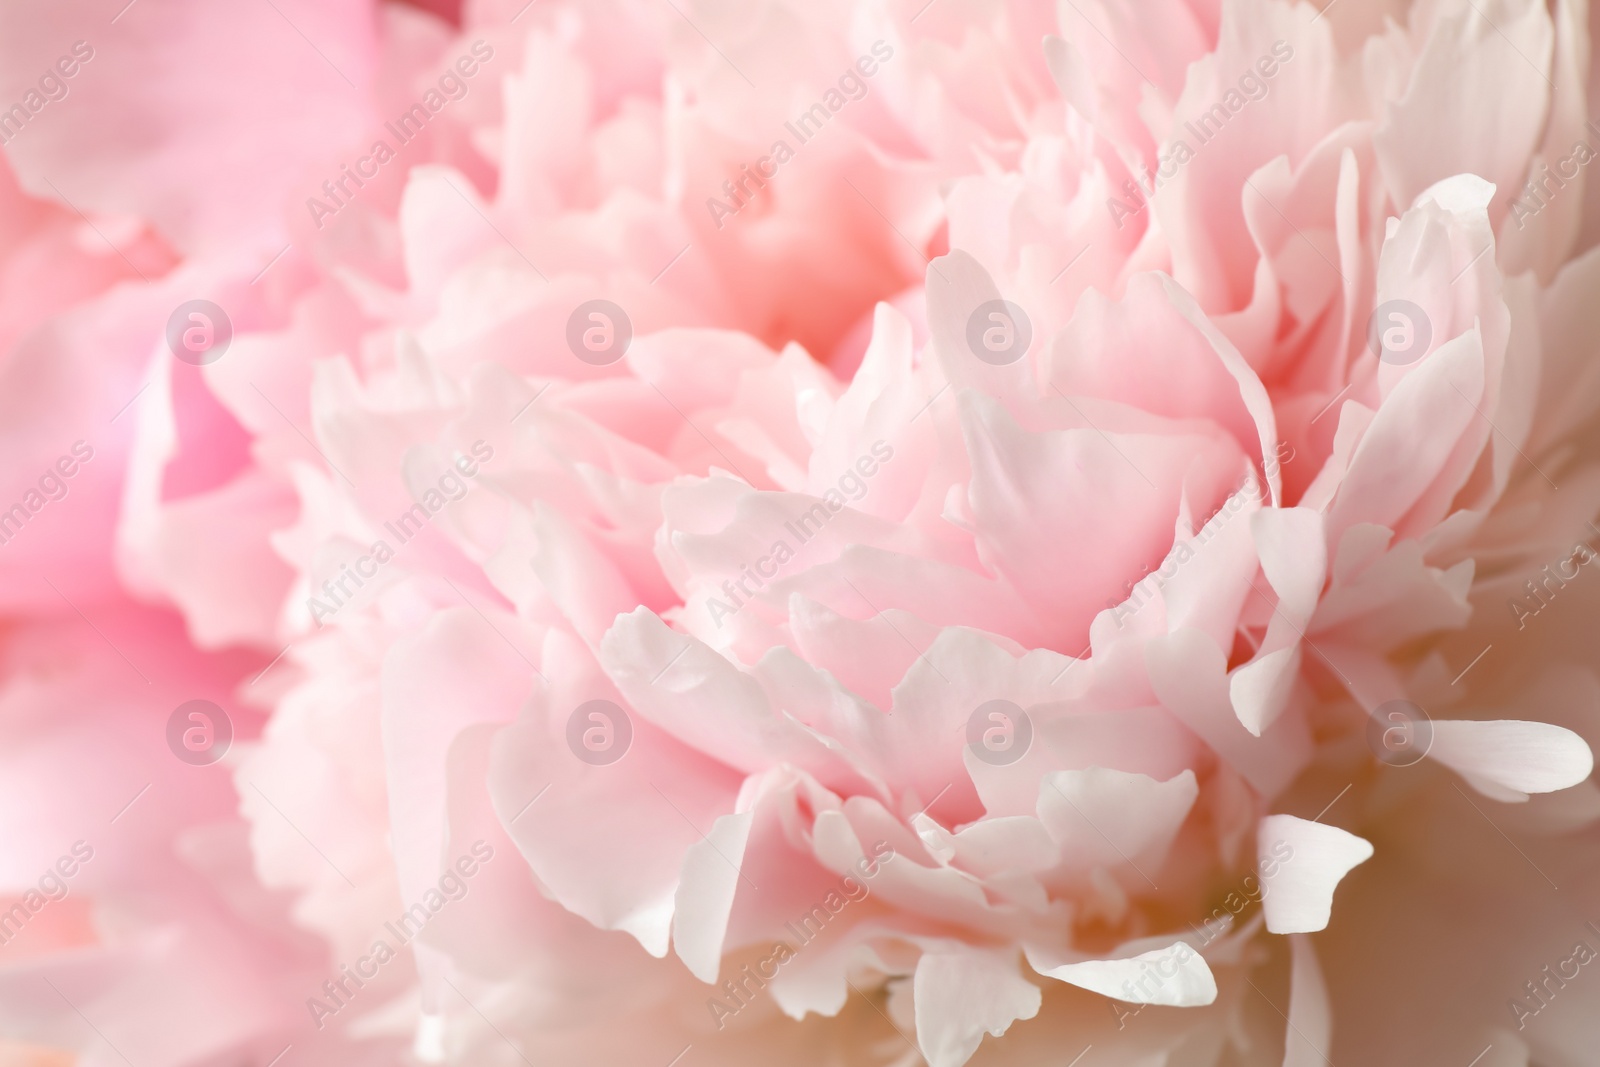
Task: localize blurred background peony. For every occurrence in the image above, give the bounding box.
[3,0,1600,1064]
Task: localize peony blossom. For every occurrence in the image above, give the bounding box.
[4,0,1600,1064]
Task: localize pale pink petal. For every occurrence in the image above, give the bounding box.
[1258,815,1373,935]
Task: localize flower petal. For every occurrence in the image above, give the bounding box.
[1258,815,1373,935]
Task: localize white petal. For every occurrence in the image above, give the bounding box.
[1230,645,1302,737]
[671,810,753,983]
[1252,507,1328,624]
[1037,767,1198,876]
[1259,815,1373,934]
[1230,506,1327,735]
[1283,934,1333,1067]
[1429,719,1594,798]
[1028,941,1217,1006]
[913,949,1042,1067]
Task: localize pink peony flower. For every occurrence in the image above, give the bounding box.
[5,0,1600,1064]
